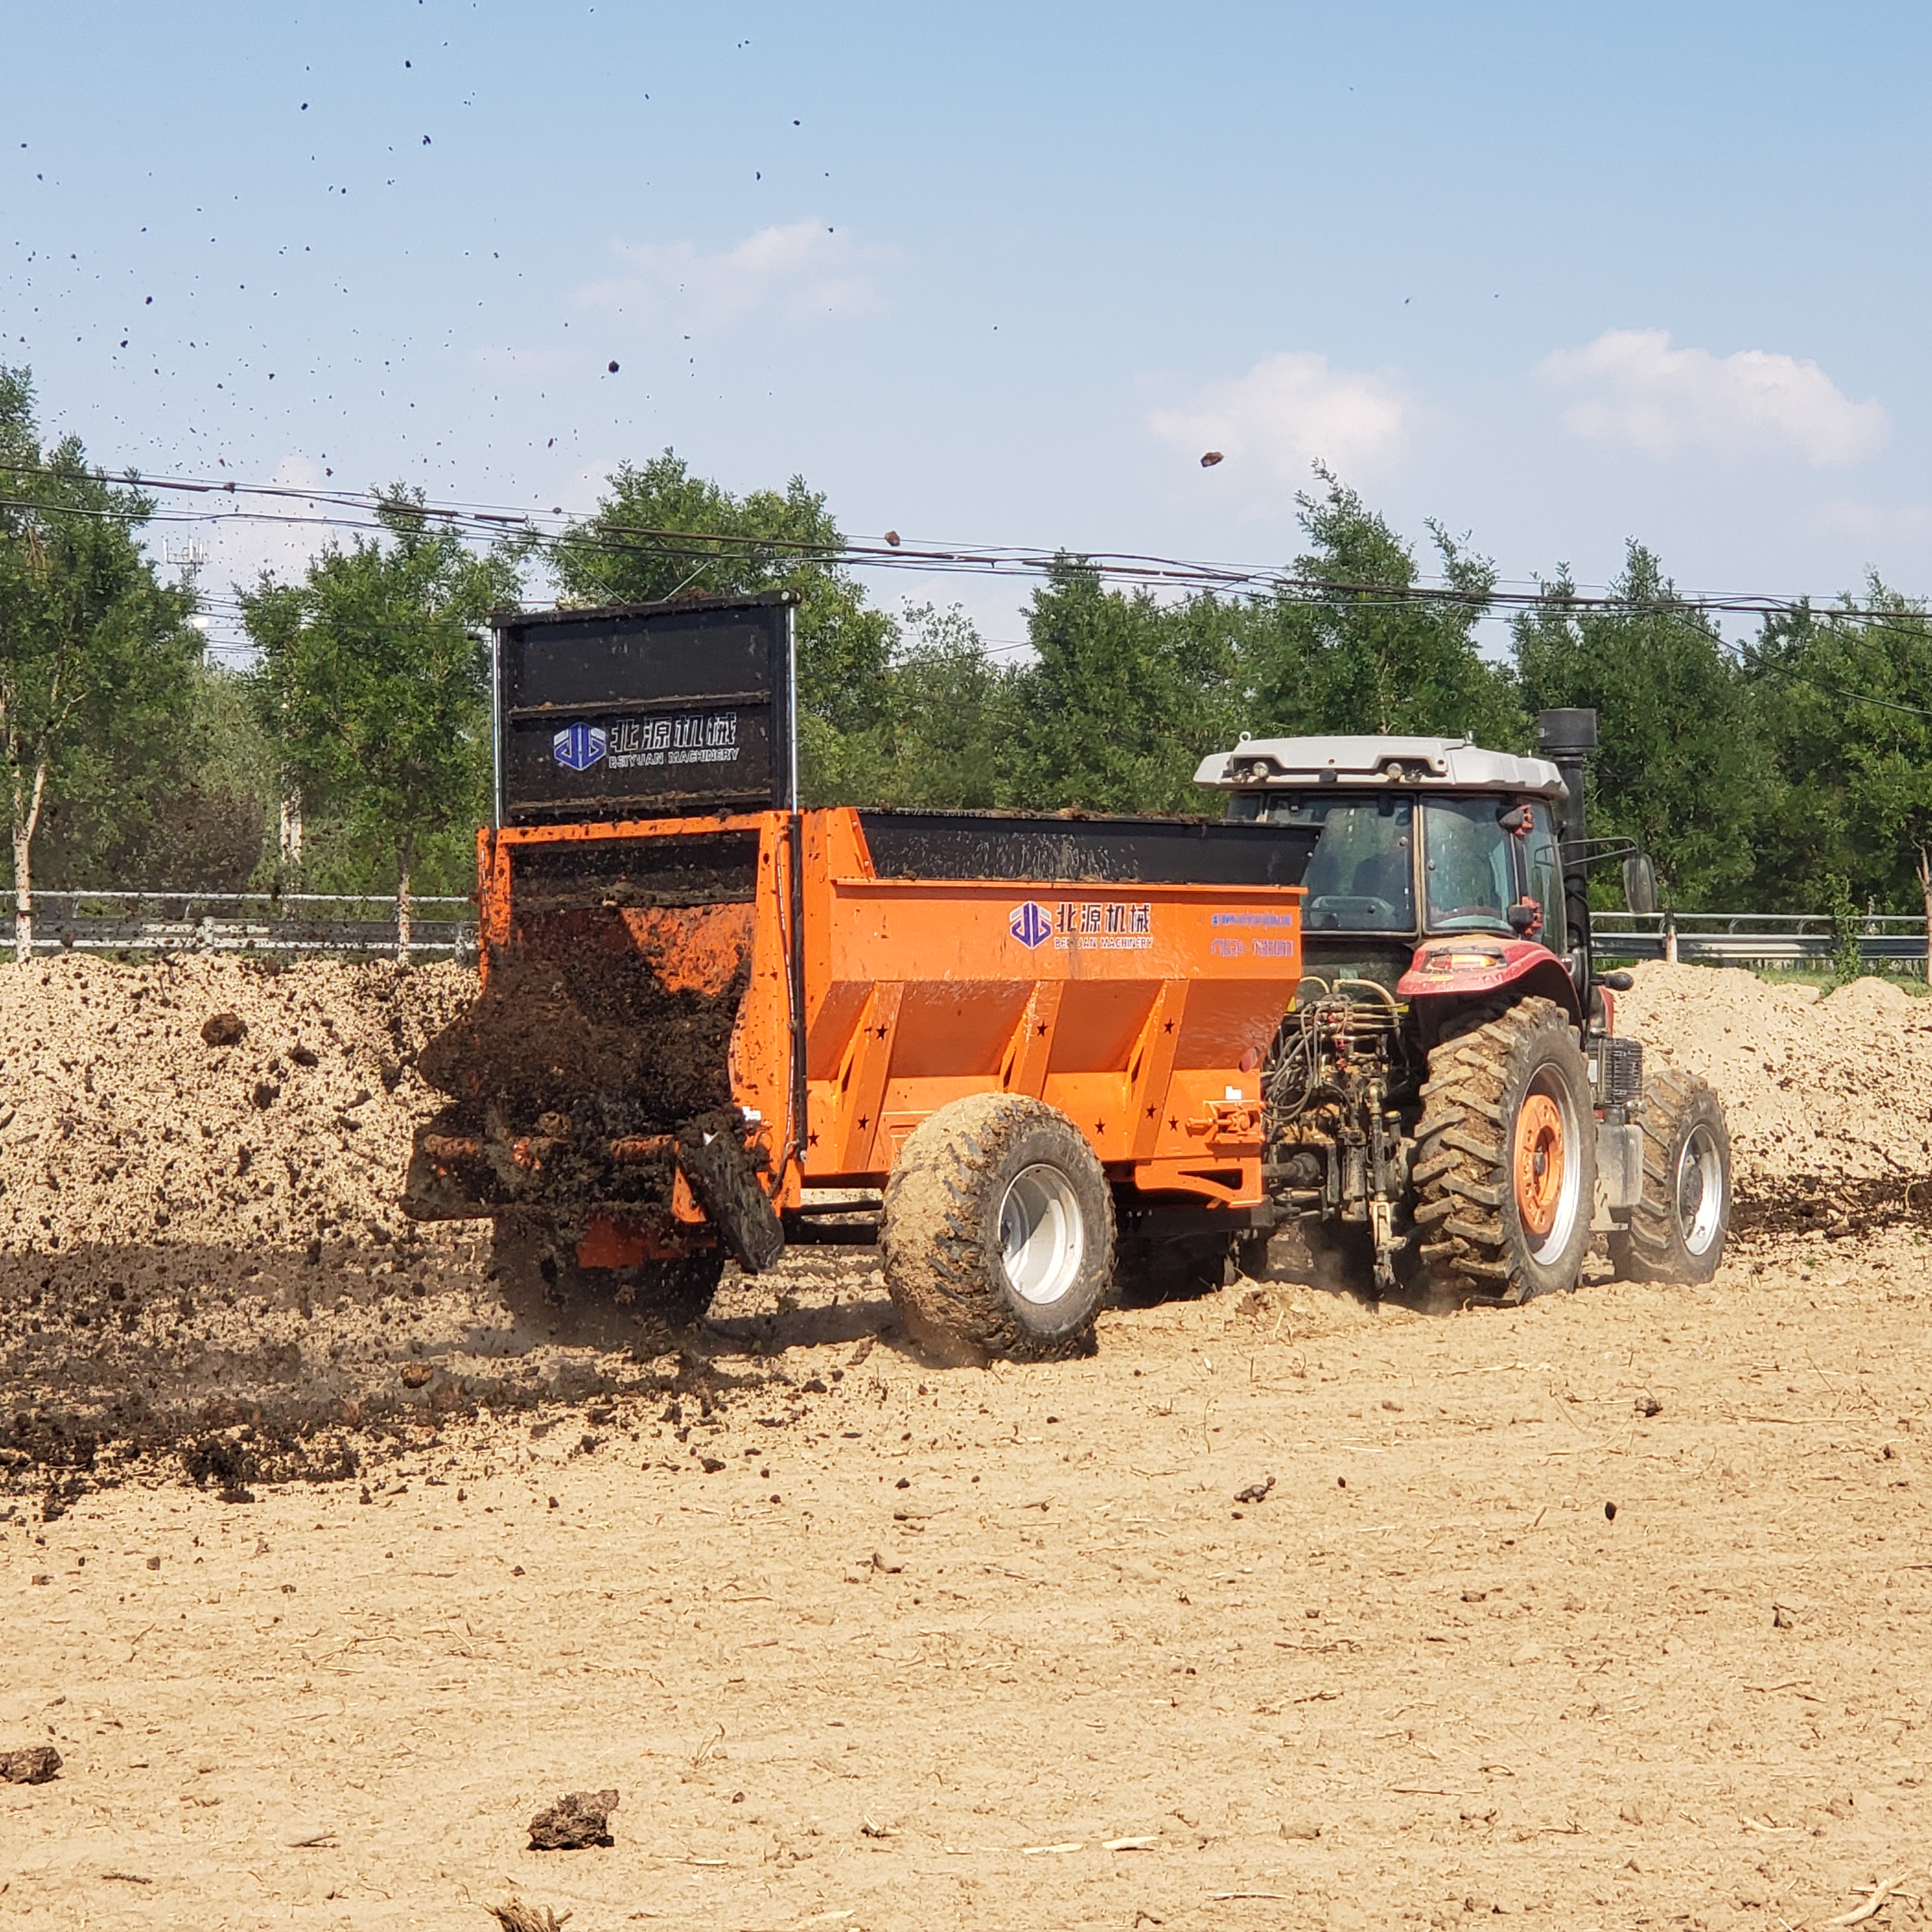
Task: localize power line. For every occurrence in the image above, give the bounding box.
[9,456,1932,652]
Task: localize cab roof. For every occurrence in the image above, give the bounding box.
[1194,734,1567,799]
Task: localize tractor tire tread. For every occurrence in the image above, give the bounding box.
[1609,1069,1731,1284]
[1410,997,1595,1303]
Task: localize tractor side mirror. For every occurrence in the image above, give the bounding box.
[1622,852,1659,916]
[1507,901,1539,934]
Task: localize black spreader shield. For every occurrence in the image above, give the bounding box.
[496,592,796,824]
[857,809,1319,887]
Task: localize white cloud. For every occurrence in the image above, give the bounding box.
[1809,498,1932,544]
[576,220,892,328]
[1149,351,1408,486]
[1538,328,1887,467]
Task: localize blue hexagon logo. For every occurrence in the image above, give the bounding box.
[1009,901,1053,948]
[552,721,607,771]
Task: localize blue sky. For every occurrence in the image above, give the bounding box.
[6,2,1932,654]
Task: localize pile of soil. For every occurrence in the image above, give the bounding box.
[1617,963,1932,1203]
[0,955,801,1503]
[0,953,474,1252]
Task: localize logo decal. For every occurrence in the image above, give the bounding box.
[552,721,607,771]
[1009,901,1054,949]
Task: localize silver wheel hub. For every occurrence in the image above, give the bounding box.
[999,1163,1085,1306]
[1675,1124,1725,1257]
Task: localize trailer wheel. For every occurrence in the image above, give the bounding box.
[1411,997,1597,1305]
[882,1093,1115,1363]
[1609,1070,1731,1284]
[491,1216,724,1341]
[614,1250,729,1330]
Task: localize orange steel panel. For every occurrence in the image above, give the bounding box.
[484,806,1301,1213]
[1126,981,1188,1161]
[618,901,751,997]
[832,980,904,1174]
[797,808,1302,1197]
[998,981,1063,1098]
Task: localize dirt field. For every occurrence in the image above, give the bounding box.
[4,960,1932,1929]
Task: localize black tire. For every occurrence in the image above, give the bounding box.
[1609,1069,1731,1284]
[1411,997,1597,1304]
[881,1092,1116,1362]
[490,1215,724,1339]
[1116,1231,1234,1307]
[615,1250,728,1329]
[1232,1229,1275,1283]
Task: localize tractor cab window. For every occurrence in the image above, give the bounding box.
[1422,797,1517,934]
[1524,801,1565,953]
[1227,792,1414,932]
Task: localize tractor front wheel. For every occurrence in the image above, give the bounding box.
[1411,997,1597,1305]
[1609,1069,1731,1284]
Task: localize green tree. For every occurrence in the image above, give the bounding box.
[1006,565,1240,815]
[0,366,202,957]
[551,452,894,802]
[1231,471,1526,750]
[1743,583,1932,914]
[874,603,1017,809]
[241,490,519,953]
[34,657,276,891]
[1512,541,1763,908]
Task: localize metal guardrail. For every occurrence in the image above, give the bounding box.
[2,893,1919,973]
[0,891,477,960]
[1592,912,1929,970]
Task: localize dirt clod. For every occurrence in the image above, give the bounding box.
[487,1902,569,1932]
[0,1745,61,1784]
[1234,1475,1276,1505]
[201,1011,248,1047]
[526,1788,618,1850]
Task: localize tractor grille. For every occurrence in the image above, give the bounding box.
[1590,1036,1644,1106]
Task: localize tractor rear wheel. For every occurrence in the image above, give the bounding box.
[1411,997,1597,1304]
[1609,1069,1731,1284]
[882,1092,1116,1362]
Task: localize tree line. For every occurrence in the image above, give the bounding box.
[4,362,1932,951]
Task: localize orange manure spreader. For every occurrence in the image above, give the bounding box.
[404,593,1314,1360]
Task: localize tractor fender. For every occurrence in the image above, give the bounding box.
[1397,939,1584,1027]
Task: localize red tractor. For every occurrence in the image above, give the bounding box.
[1196,709,1731,1303]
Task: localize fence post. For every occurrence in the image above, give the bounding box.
[1663,909,1678,965]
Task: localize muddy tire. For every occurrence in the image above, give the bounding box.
[882,1093,1115,1362]
[1609,1070,1731,1284]
[1411,997,1597,1304]
[1116,1231,1234,1307]
[617,1250,728,1329]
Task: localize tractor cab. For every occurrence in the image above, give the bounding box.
[1198,735,1579,1015]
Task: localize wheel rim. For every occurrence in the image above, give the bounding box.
[999,1163,1085,1305]
[1675,1123,1726,1257]
[1514,1071,1583,1263]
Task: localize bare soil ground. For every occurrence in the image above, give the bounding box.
[3,962,1931,1929]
